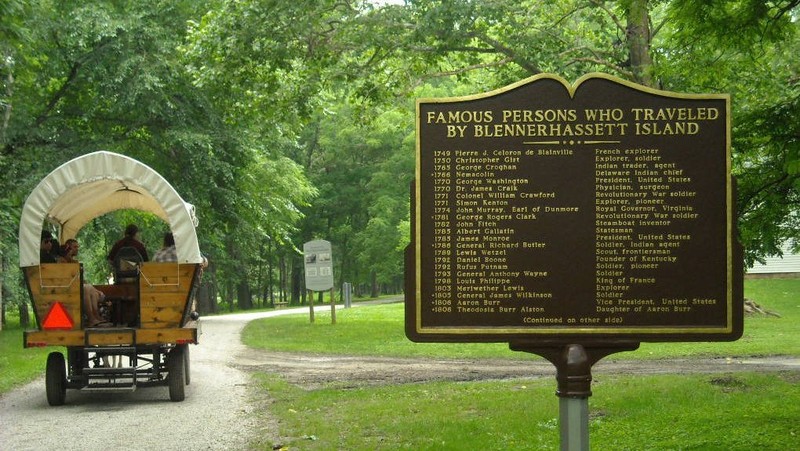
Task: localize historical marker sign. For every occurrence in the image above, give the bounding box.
[407,73,743,343]
[304,239,334,292]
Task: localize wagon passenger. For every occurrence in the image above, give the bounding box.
[153,232,208,317]
[107,224,149,264]
[59,239,111,327]
[153,232,177,262]
[40,231,57,263]
[154,232,209,268]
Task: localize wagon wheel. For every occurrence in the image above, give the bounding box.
[46,352,67,406]
[183,344,191,386]
[167,345,186,402]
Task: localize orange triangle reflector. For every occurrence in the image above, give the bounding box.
[42,302,74,330]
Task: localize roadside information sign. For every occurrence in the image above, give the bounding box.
[304,239,334,292]
[407,73,743,343]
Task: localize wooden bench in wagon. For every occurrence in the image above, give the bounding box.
[18,151,205,404]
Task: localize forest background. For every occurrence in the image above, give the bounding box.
[1,0,798,325]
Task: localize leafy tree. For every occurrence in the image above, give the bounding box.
[658,0,800,263]
[368,0,800,265]
[292,100,411,295]
[300,102,413,295]
[0,0,316,317]
[3,0,799,321]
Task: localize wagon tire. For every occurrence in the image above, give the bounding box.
[183,345,191,385]
[46,352,67,406]
[167,346,185,402]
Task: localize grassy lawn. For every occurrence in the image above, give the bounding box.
[241,278,800,450]
[242,278,800,359]
[0,325,57,394]
[251,372,799,450]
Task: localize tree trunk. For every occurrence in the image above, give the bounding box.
[209,263,219,314]
[196,282,212,314]
[0,257,3,330]
[225,279,235,312]
[255,243,264,308]
[370,270,379,298]
[237,280,253,310]
[625,0,654,87]
[1,51,13,145]
[268,241,275,307]
[196,261,217,314]
[19,301,29,328]
[279,253,287,305]
[291,256,303,304]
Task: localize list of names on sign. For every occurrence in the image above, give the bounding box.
[411,74,740,342]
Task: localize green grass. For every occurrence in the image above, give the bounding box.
[242,279,800,450]
[251,372,800,450]
[0,325,57,394]
[243,301,542,360]
[590,373,800,450]
[243,279,800,360]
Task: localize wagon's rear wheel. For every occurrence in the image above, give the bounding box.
[167,345,186,402]
[46,352,67,406]
[183,344,191,385]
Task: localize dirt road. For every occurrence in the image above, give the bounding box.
[236,349,800,390]
[0,309,301,451]
[2,305,798,450]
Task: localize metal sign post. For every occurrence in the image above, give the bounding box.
[343,282,353,308]
[510,342,639,451]
[560,397,588,451]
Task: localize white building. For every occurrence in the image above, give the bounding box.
[747,241,800,277]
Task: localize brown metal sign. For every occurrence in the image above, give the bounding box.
[407,73,743,343]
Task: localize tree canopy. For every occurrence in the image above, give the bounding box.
[1,0,798,320]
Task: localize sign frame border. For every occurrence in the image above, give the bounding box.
[410,72,741,342]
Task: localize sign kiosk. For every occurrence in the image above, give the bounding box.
[405,73,743,450]
[304,239,336,323]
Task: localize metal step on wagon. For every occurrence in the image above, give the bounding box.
[19,151,205,404]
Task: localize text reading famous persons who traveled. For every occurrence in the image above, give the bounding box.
[426,107,721,139]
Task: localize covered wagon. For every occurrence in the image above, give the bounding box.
[19,151,204,404]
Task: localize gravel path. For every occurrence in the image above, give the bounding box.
[2,304,798,450]
[0,309,301,451]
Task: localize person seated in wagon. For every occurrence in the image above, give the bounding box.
[153,232,178,262]
[107,224,149,262]
[58,238,111,327]
[154,231,208,267]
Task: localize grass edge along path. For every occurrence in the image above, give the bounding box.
[242,278,800,360]
[3,279,796,395]
[0,327,54,394]
[249,371,799,450]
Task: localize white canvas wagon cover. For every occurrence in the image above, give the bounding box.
[19,151,202,267]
